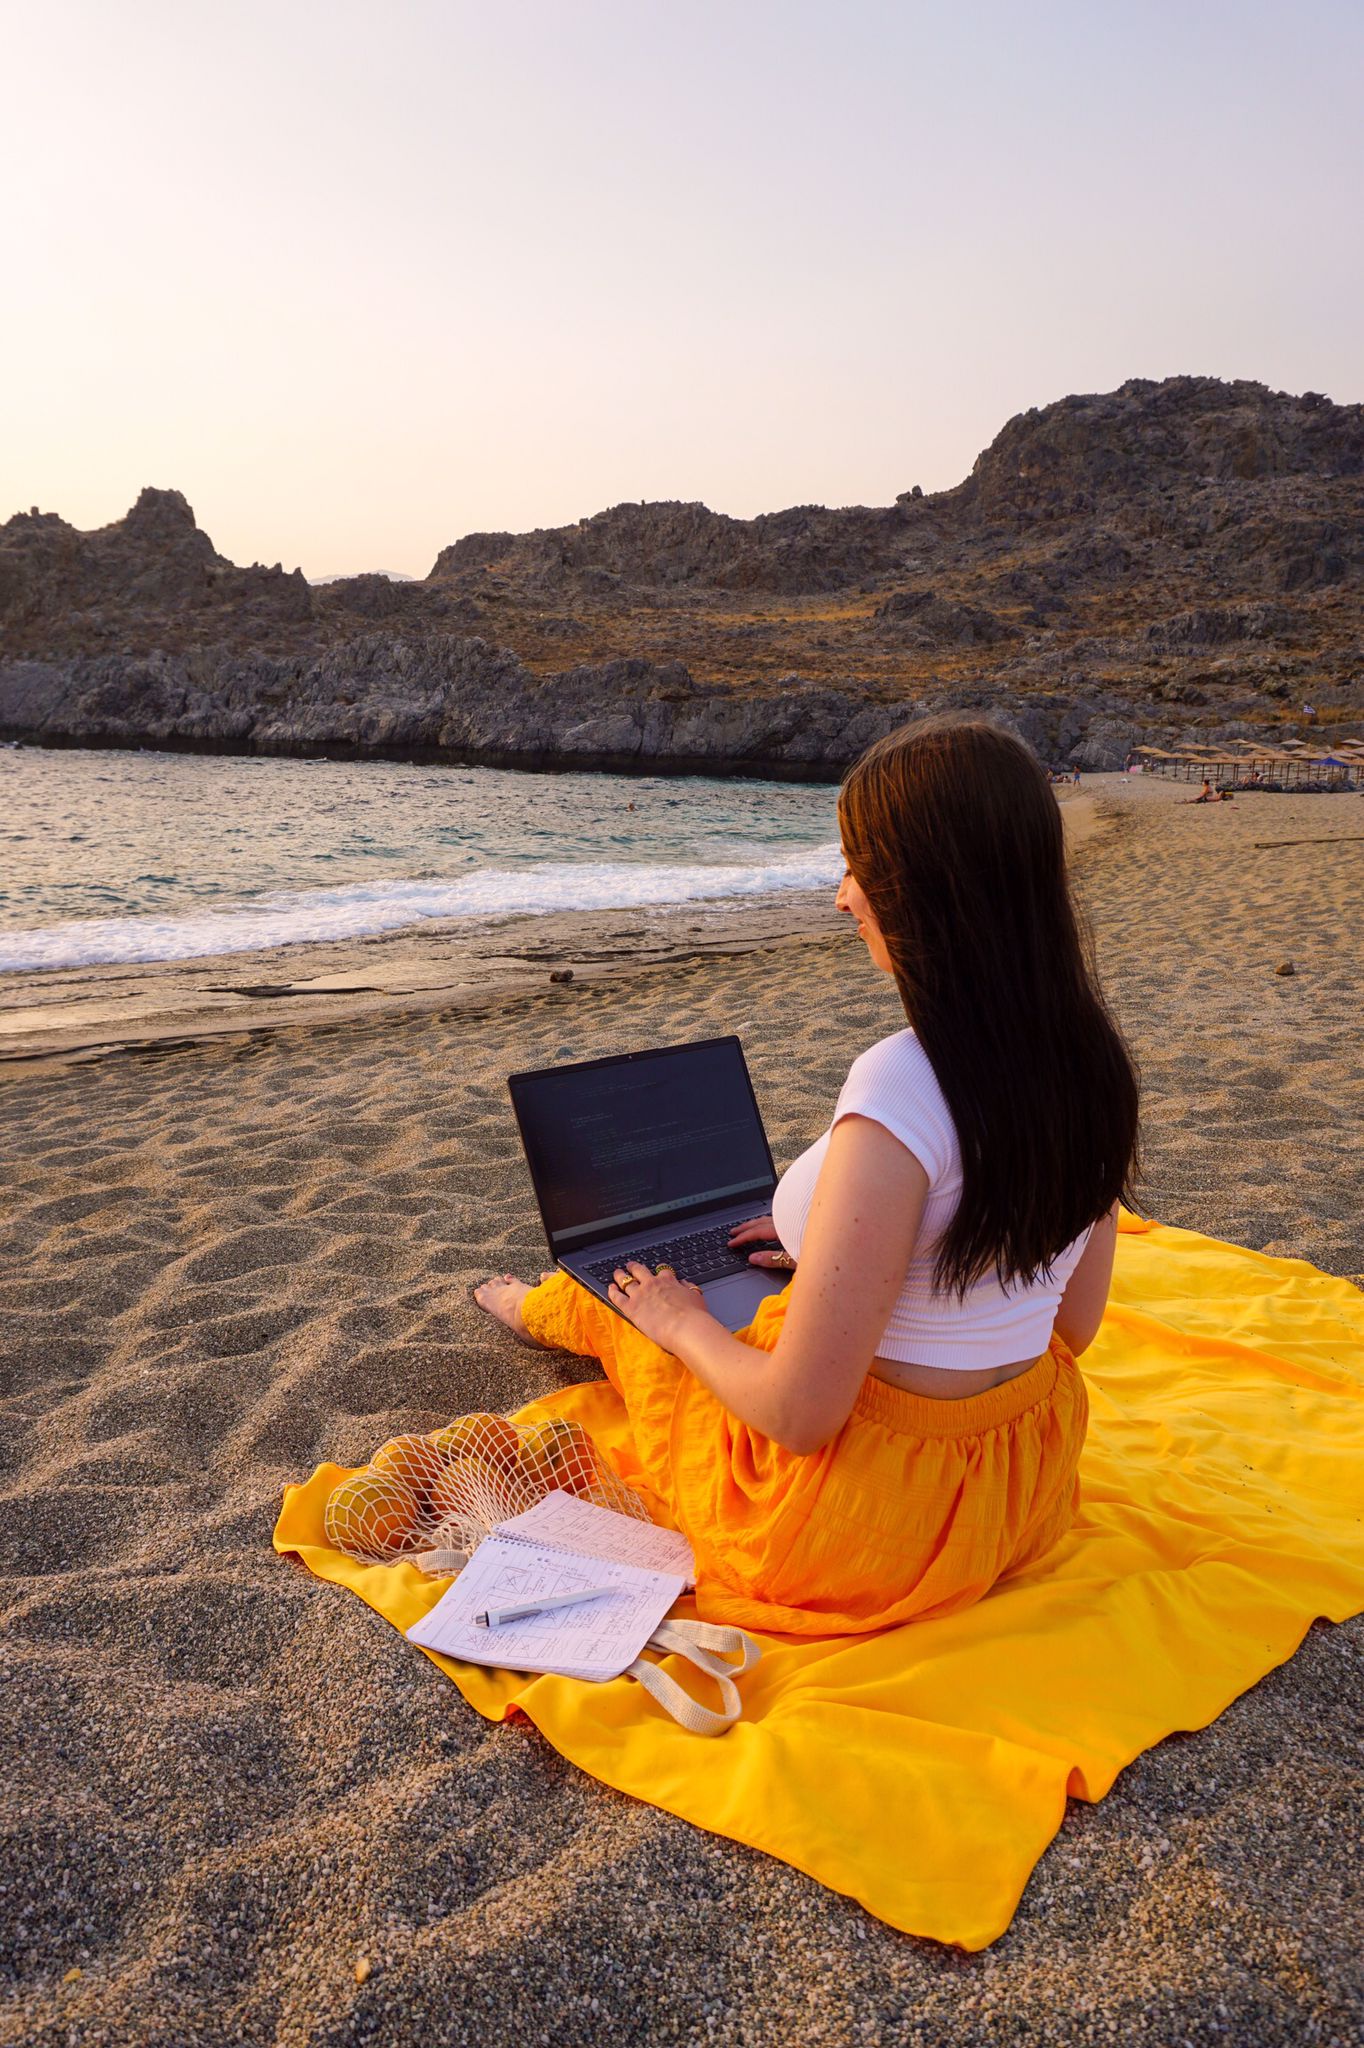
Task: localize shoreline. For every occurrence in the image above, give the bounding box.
[0,783,1106,1070]
[2,722,857,786]
[0,892,844,1072]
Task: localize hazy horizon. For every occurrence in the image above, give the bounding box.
[4,0,1362,578]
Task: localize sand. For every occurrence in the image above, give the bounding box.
[1,776,1361,2047]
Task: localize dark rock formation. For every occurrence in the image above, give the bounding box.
[959,375,1364,523]
[0,634,1180,776]
[0,640,922,777]
[2,377,1360,776]
[0,487,314,639]
[1145,604,1296,648]
[429,498,910,597]
[872,590,1017,646]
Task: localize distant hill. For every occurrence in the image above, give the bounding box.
[309,571,417,586]
[1,377,1360,776]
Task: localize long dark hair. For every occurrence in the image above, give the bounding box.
[838,716,1139,1296]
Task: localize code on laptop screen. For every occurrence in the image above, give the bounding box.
[510,1040,774,1246]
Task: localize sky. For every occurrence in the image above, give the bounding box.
[2,0,1361,579]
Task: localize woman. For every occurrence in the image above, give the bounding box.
[475,718,1140,1635]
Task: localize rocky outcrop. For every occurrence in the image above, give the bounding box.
[0,640,893,775]
[0,487,314,636]
[312,573,482,628]
[429,498,910,597]
[0,636,1171,776]
[959,376,1364,523]
[872,590,1017,646]
[1144,603,1296,648]
[424,381,1363,595]
[2,378,1360,773]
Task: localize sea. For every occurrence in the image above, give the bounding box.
[0,746,842,974]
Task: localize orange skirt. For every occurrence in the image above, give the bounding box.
[519,1273,1089,1636]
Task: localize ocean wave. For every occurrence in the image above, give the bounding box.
[0,845,843,972]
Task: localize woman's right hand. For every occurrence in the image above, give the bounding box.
[728,1215,793,1270]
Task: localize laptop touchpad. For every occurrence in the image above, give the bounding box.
[704,1269,787,1332]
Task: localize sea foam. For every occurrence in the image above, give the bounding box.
[0,845,843,973]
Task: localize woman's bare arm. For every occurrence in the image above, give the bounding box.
[608,1116,927,1453]
[1052,1203,1118,1356]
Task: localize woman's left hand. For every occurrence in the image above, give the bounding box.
[607,1261,712,1350]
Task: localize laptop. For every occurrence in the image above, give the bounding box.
[508,1035,790,1331]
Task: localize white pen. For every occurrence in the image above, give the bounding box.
[474,1585,618,1629]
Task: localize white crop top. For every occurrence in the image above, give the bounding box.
[770,1028,1092,1371]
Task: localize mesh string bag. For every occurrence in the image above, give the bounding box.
[323,1411,651,1570]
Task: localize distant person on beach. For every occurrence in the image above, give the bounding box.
[1190,779,1228,804]
[476,719,1139,1634]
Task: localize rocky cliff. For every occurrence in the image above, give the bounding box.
[2,377,1360,775]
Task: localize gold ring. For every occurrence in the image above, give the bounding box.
[657,1263,675,1276]
[617,1274,638,1290]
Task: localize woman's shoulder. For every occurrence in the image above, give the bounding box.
[845,1027,940,1094]
[837,1030,959,1180]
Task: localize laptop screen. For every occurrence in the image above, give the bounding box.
[509,1037,776,1249]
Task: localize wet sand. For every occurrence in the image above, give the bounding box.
[1,776,1361,2046]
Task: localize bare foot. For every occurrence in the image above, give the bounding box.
[471,1273,548,1349]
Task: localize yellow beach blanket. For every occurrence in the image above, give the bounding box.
[273,1217,1364,1950]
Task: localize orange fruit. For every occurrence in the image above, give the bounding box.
[324,1471,421,1561]
[428,1455,489,1525]
[371,1433,446,1508]
[430,1414,524,1482]
[519,1416,597,1497]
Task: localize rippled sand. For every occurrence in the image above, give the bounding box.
[1,778,1361,2045]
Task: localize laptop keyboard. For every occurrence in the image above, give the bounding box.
[581,1222,761,1290]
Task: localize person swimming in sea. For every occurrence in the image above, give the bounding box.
[475,717,1140,1634]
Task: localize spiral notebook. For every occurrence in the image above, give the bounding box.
[406,1493,695,1683]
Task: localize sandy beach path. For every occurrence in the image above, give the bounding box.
[1,780,1361,2046]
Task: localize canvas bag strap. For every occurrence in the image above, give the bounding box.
[625,1618,762,1736]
